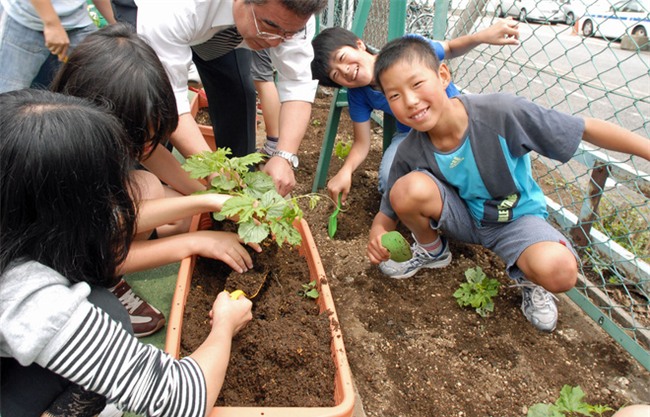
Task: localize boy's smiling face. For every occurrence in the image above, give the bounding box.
[380,58,451,132]
[328,40,376,88]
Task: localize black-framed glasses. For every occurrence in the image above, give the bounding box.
[250,5,306,41]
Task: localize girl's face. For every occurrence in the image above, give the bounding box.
[328,40,375,88]
[380,58,451,133]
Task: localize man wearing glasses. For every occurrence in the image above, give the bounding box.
[136,0,327,196]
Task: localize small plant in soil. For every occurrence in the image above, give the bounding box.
[183,148,321,247]
[527,385,614,417]
[298,280,319,299]
[453,266,500,317]
[334,138,352,159]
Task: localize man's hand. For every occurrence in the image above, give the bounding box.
[263,156,296,196]
[480,17,520,46]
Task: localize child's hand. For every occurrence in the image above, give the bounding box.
[327,170,353,205]
[191,231,262,273]
[209,290,252,336]
[481,17,520,46]
[367,228,392,264]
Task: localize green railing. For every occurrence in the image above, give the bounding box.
[318,0,650,370]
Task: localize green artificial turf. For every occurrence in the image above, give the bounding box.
[122,262,179,417]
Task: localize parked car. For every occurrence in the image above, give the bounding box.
[579,0,649,38]
[495,0,566,23]
[560,0,588,24]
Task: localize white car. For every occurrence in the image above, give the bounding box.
[580,0,649,38]
[560,0,589,24]
[495,0,566,23]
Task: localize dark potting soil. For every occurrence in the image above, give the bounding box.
[180,238,336,408]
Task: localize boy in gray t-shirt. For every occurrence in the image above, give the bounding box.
[367,36,650,332]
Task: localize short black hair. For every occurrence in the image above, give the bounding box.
[374,35,441,92]
[311,26,362,88]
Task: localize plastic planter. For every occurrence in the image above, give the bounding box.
[165,213,355,417]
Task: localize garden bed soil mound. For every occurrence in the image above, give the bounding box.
[188,90,648,416]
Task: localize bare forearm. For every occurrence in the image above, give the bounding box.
[171,113,213,158]
[118,235,200,273]
[341,121,372,174]
[189,327,234,414]
[276,100,312,153]
[136,194,229,233]
[583,118,650,160]
[141,145,205,195]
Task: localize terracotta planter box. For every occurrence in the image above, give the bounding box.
[189,88,216,151]
[165,213,355,417]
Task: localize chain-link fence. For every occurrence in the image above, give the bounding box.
[319,0,650,370]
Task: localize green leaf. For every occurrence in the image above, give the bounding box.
[210,175,239,193]
[260,190,287,219]
[305,288,319,298]
[243,171,276,198]
[334,140,352,159]
[555,385,592,415]
[233,152,266,169]
[220,195,258,223]
[270,220,301,247]
[527,403,563,417]
[238,221,269,244]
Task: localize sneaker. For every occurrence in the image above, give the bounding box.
[379,237,452,279]
[512,278,558,332]
[110,279,165,338]
[98,403,123,417]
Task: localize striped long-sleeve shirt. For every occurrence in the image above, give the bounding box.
[0,261,207,417]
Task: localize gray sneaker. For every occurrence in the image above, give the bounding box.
[512,278,558,332]
[379,237,452,279]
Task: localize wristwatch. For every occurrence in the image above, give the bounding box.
[272,150,299,170]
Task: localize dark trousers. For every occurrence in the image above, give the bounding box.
[0,287,132,417]
[192,48,257,157]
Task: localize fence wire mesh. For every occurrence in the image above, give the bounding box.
[319,0,650,368]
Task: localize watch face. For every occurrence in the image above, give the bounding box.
[290,155,299,168]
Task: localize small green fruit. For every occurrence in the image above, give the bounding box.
[381,231,412,262]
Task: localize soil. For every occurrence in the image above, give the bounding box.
[180,226,336,407]
[186,90,649,416]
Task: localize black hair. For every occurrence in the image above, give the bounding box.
[374,35,441,92]
[51,23,177,161]
[311,26,362,88]
[0,89,137,287]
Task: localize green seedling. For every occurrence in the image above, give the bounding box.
[328,193,342,238]
[298,280,319,299]
[527,385,614,417]
[334,139,352,160]
[183,148,320,247]
[381,231,412,262]
[453,267,500,317]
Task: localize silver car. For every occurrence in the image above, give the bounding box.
[495,0,566,23]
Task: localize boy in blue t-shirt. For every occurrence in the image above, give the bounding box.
[311,19,520,204]
[367,36,650,332]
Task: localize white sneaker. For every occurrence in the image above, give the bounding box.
[379,237,452,279]
[98,403,123,417]
[512,278,558,332]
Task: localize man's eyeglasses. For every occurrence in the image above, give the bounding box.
[250,5,306,41]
